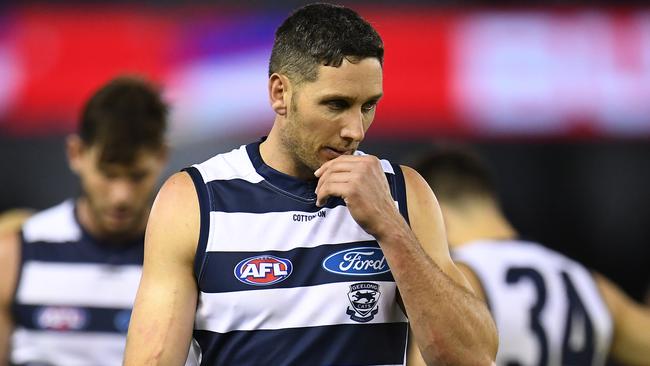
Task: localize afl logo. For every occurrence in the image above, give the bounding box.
[234,255,293,286]
[35,306,88,331]
[322,247,389,276]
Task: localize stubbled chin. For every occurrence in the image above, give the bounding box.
[102,214,137,234]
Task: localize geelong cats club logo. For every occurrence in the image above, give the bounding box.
[346,282,381,322]
[234,255,293,286]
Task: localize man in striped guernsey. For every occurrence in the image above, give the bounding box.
[125,4,498,365]
[414,147,650,366]
[0,76,170,365]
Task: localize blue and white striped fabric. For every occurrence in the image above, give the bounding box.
[11,200,144,366]
[184,140,410,366]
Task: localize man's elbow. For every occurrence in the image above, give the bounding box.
[420,346,496,366]
[418,327,498,366]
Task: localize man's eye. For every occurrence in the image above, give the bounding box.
[362,102,377,112]
[327,100,348,110]
[130,173,147,183]
[101,171,118,179]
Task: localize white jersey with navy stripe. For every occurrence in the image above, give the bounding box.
[11,200,143,366]
[453,239,613,366]
[185,141,410,366]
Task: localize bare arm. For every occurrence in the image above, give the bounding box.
[406,330,427,366]
[396,165,497,365]
[595,273,650,366]
[0,209,33,236]
[123,172,200,365]
[455,262,488,302]
[407,258,491,365]
[0,231,20,364]
[315,157,497,365]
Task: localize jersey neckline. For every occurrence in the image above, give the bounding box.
[246,137,319,201]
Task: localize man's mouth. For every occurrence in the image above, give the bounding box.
[105,209,133,223]
[327,146,354,155]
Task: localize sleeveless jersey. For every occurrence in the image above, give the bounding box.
[11,200,144,366]
[184,141,410,366]
[453,239,613,366]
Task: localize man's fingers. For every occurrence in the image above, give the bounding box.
[315,181,350,207]
[314,162,360,197]
[314,155,378,206]
[314,156,363,177]
[315,170,357,197]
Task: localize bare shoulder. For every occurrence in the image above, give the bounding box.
[154,171,198,208]
[593,272,650,365]
[0,231,20,307]
[400,165,437,204]
[399,164,445,251]
[0,209,33,236]
[593,272,629,315]
[400,165,474,291]
[592,272,643,321]
[147,171,200,261]
[124,172,201,365]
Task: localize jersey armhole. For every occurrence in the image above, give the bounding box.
[182,167,211,283]
[391,164,410,225]
[9,231,26,320]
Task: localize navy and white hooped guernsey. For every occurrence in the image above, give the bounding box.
[11,200,145,366]
[184,140,410,366]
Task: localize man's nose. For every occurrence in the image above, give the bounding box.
[108,179,135,204]
[340,111,365,142]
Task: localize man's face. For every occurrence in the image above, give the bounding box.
[280,57,383,176]
[73,144,166,237]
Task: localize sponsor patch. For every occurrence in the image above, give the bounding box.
[234,255,293,286]
[346,282,381,322]
[114,309,132,333]
[34,306,88,331]
[322,247,389,276]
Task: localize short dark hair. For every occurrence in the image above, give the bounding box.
[269,3,384,83]
[413,146,497,204]
[79,76,168,164]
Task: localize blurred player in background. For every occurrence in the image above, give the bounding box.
[0,76,169,365]
[414,146,650,366]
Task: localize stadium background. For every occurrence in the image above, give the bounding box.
[0,0,648,329]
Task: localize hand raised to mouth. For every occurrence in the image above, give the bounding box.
[314,154,402,240]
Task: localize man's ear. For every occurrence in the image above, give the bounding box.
[66,134,85,174]
[268,73,291,116]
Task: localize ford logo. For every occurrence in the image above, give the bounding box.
[322,247,390,276]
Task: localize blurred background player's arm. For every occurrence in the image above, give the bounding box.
[596,272,650,365]
[0,209,33,236]
[123,172,199,365]
[0,231,21,364]
[0,209,30,363]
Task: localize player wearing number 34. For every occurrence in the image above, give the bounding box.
[414,147,650,366]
